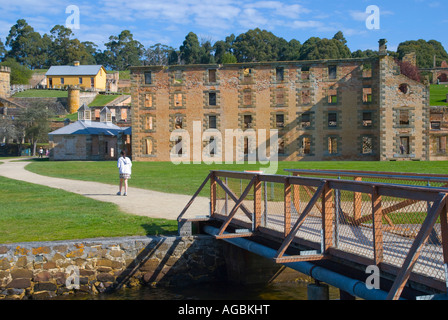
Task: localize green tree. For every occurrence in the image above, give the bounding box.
[231,28,287,62]
[281,39,302,61]
[16,103,52,156]
[179,32,201,64]
[103,30,144,70]
[0,57,33,84]
[5,19,47,69]
[221,52,237,64]
[0,38,6,61]
[299,32,351,61]
[144,43,175,66]
[47,25,96,66]
[199,39,215,64]
[397,39,448,68]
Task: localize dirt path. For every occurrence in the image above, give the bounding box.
[0,158,209,221]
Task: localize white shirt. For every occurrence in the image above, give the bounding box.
[117,156,132,174]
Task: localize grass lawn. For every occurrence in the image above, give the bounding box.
[0,175,177,243]
[430,84,448,106]
[26,160,448,197]
[88,94,123,107]
[12,89,69,98]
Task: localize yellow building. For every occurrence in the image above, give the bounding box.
[46,61,107,91]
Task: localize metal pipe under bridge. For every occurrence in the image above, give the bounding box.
[178,169,448,300]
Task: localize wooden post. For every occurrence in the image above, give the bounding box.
[354,177,362,222]
[372,187,384,265]
[293,184,301,217]
[386,193,447,300]
[210,172,217,217]
[253,175,262,231]
[322,182,334,252]
[284,178,291,238]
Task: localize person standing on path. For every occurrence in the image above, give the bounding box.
[117,150,132,196]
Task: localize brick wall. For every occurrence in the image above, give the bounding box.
[0,235,225,299]
[130,56,428,162]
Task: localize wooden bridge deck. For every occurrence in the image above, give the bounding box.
[178,169,448,300]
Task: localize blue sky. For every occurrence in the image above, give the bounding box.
[0,0,446,53]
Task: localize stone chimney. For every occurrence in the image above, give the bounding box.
[379,39,387,56]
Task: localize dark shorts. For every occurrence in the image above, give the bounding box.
[119,173,131,179]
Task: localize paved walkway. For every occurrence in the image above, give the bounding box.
[0,158,210,221]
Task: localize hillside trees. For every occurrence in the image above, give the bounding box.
[397,40,448,68]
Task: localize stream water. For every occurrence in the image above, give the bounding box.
[56,281,340,300]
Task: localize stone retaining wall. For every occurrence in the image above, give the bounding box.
[0,235,226,300]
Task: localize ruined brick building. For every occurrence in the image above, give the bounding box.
[130,40,431,162]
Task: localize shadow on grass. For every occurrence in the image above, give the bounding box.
[141,223,178,237]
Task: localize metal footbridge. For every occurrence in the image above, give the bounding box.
[178,169,448,300]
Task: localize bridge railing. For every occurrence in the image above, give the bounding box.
[178,170,448,300]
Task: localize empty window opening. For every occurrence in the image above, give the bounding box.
[302,90,311,105]
[301,137,311,155]
[243,90,252,106]
[244,115,253,129]
[276,89,285,105]
[174,93,183,107]
[328,89,338,104]
[276,114,285,128]
[209,137,216,155]
[208,69,217,83]
[175,116,183,129]
[209,115,217,129]
[174,70,183,83]
[209,92,217,106]
[145,116,153,130]
[175,137,183,155]
[276,67,284,82]
[301,113,311,128]
[399,83,410,94]
[145,94,153,108]
[278,139,286,155]
[144,72,152,84]
[328,137,338,154]
[399,110,410,126]
[362,136,373,154]
[363,87,372,103]
[328,112,338,127]
[437,136,447,153]
[431,121,441,130]
[362,112,373,127]
[301,66,310,80]
[400,137,410,155]
[362,63,372,78]
[144,138,153,155]
[328,66,337,80]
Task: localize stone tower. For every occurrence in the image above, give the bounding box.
[68,86,80,114]
[0,66,11,98]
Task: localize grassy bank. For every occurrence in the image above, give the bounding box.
[0,175,177,243]
[430,84,448,106]
[26,160,448,197]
